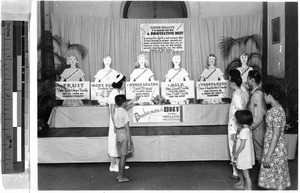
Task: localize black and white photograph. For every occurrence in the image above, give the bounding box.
[0,0,298,192]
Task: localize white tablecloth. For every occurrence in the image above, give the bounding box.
[47,104,230,128]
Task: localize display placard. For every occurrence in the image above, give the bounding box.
[126,81,160,101]
[90,82,113,103]
[56,81,90,100]
[196,80,229,99]
[133,105,182,123]
[140,23,184,52]
[161,81,195,99]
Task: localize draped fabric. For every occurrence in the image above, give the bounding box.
[51,14,262,81]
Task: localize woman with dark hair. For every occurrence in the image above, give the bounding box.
[247,70,266,162]
[108,74,138,172]
[227,69,249,180]
[258,83,290,190]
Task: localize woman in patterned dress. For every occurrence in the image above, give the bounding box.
[258,83,291,190]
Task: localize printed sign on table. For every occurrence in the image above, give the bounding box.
[140,23,184,52]
[56,81,90,100]
[133,105,182,123]
[126,81,160,102]
[161,81,195,99]
[90,82,113,103]
[196,80,229,99]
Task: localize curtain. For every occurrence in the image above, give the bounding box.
[51,14,262,81]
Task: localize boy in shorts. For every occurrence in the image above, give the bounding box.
[113,94,133,183]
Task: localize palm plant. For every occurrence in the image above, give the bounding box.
[38,34,88,135]
[218,34,262,78]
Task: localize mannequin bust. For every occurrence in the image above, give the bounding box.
[200,54,224,81]
[237,53,253,91]
[94,56,119,83]
[60,55,85,106]
[165,54,190,82]
[60,55,85,82]
[130,54,155,82]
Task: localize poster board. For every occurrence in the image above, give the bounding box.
[133,105,182,123]
[90,82,113,103]
[126,81,160,103]
[56,81,90,100]
[140,23,184,52]
[196,80,229,99]
[161,81,195,100]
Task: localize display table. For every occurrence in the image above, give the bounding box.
[47,104,230,128]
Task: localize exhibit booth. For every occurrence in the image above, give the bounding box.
[38,12,297,163]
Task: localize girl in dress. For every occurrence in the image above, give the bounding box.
[108,74,139,172]
[130,54,154,82]
[232,110,255,190]
[258,83,291,190]
[165,54,190,82]
[60,55,85,106]
[227,69,249,179]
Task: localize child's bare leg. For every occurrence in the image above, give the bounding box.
[242,169,252,190]
[234,169,245,189]
[117,155,131,182]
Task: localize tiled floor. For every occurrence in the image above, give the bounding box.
[38,154,298,190]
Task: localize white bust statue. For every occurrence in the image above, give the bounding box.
[237,53,253,92]
[200,54,224,81]
[94,56,119,83]
[165,54,190,82]
[130,54,155,82]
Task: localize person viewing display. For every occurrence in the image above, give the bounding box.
[231,110,255,190]
[108,74,139,172]
[258,83,291,190]
[247,70,266,162]
[130,54,155,82]
[94,56,119,83]
[227,69,249,180]
[60,55,86,106]
[113,94,134,183]
[165,54,190,82]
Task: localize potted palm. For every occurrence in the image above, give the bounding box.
[218,34,262,78]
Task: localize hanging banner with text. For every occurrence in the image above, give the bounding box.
[133,105,182,123]
[56,81,90,100]
[90,82,113,103]
[161,81,195,99]
[140,23,184,52]
[126,81,160,103]
[196,80,229,99]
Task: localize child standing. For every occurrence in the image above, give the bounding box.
[113,94,133,183]
[232,110,255,190]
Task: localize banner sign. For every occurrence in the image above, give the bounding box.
[90,82,113,103]
[140,23,184,52]
[126,81,160,102]
[196,80,229,99]
[161,81,195,99]
[56,81,90,100]
[133,105,182,123]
